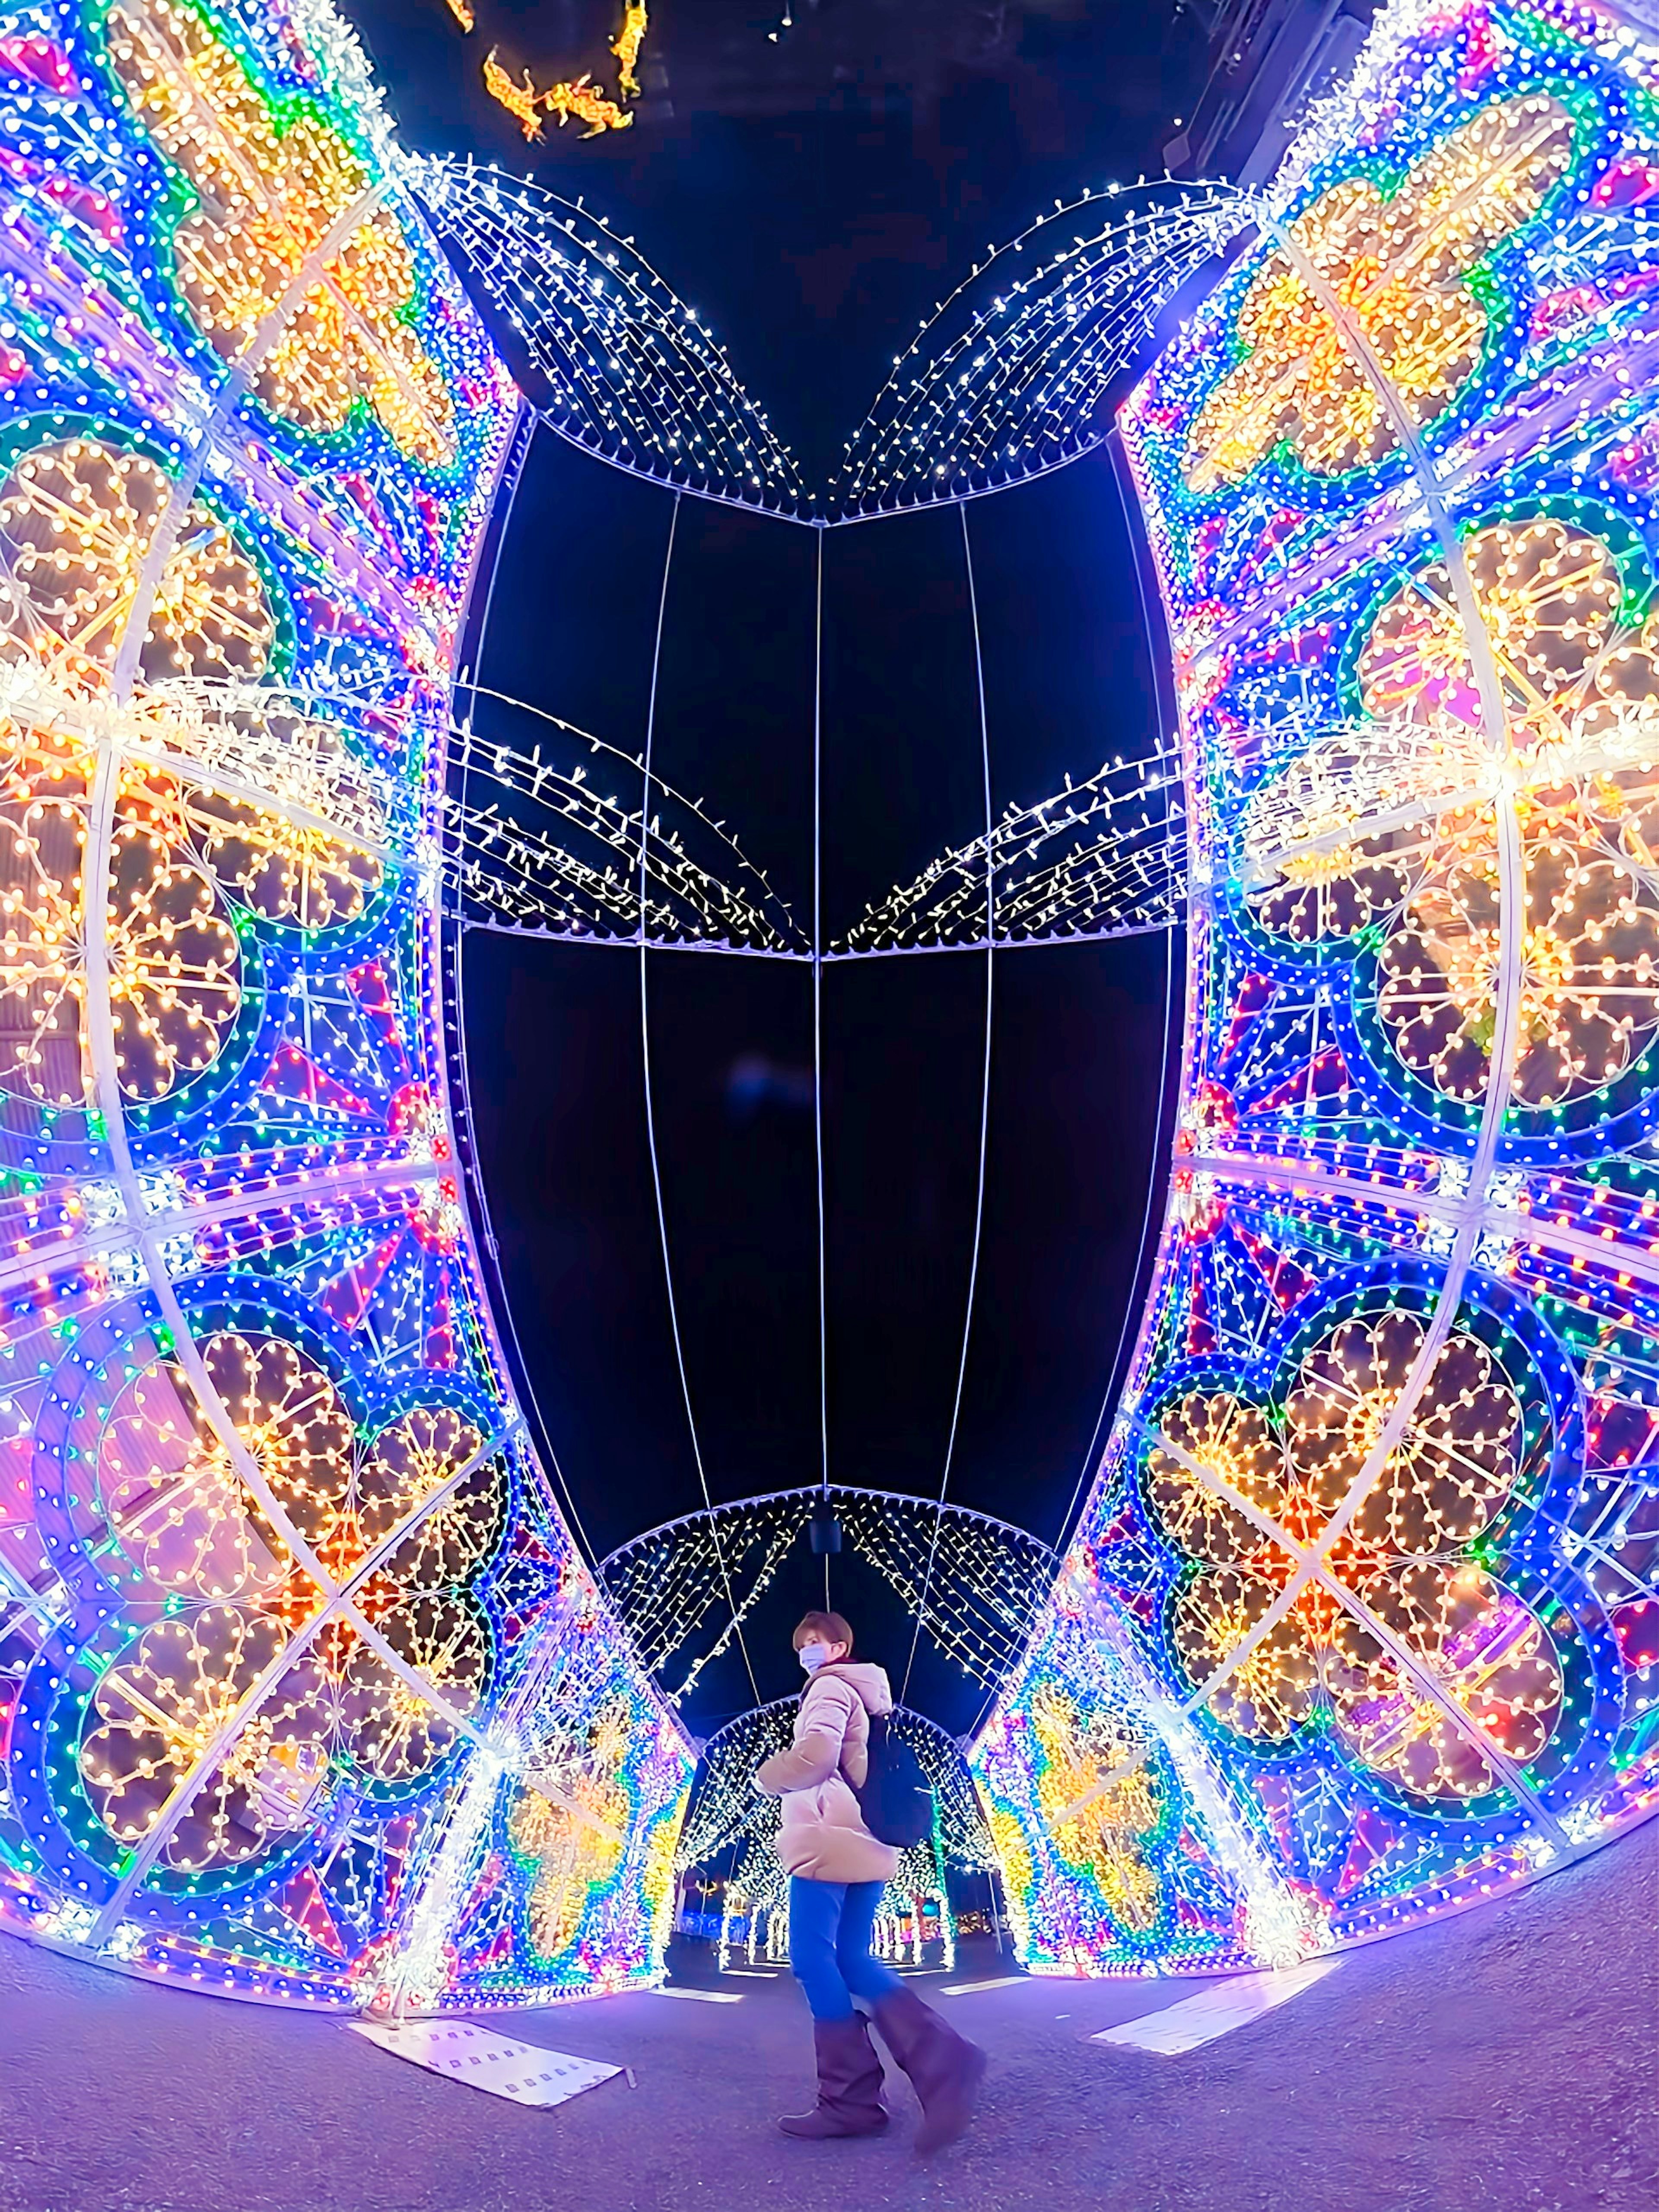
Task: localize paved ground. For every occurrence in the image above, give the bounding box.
[3,1822,1656,2212]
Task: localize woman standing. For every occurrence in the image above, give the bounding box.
[753,1609,985,2151]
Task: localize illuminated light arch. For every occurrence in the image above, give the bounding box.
[6,0,1659,2020]
[967,0,1659,1972]
[0,0,689,2011]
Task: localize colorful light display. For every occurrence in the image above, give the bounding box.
[975,0,1659,1970]
[0,0,689,2010]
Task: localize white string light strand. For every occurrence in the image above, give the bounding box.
[407,154,805,514]
[832,179,1258,517]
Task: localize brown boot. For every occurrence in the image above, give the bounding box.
[871,1987,986,2154]
[777,2013,890,2139]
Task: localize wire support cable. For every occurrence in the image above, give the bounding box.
[900,503,995,1709]
[636,494,762,1708]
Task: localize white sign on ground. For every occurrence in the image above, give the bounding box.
[351,2018,626,2107]
[1091,1960,1338,2055]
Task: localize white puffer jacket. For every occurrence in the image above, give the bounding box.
[753,1661,901,1885]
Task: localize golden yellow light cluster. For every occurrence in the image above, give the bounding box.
[1245,520,1659,1107]
[0,439,273,688]
[1149,1309,1560,1797]
[1027,1680,1163,1932]
[108,1,455,464]
[79,1605,331,1866]
[0,720,243,1109]
[610,3,648,101]
[82,1333,504,1862]
[0,428,390,1105]
[1185,96,1573,491]
[483,49,633,140]
[510,1722,631,1959]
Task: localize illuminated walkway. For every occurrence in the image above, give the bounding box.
[4,1822,1652,2212]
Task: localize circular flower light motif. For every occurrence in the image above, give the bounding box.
[1238,722,1470,946]
[1354,520,1659,1108]
[1325,1561,1564,1799]
[1145,1391,1289,1562]
[1170,1563,1318,1744]
[0,439,273,686]
[358,1405,504,1593]
[101,1332,351,1599]
[1285,1309,1523,1553]
[1152,1310,1536,1777]
[205,1333,357,1566]
[1375,830,1659,1105]
[105,813,242,1100]
[142,697,392,931]
[78,1605,331,1868]
[1357,519,1642,746]
[0,735,248,1114]
[1183,97,1573,494]
[338,1588,491,1785]
[0,740,92,1106]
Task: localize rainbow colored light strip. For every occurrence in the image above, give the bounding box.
[974,0,1659,1971]
[0,0,688,2009]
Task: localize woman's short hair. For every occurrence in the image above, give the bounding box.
[792,1609,854,1656]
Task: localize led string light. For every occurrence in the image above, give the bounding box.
[597,1484,1062,1707]
[0,0,690,2015]
[6,0,1659,2012]
[407,156,804,512]
[835,741,1187,955]
[831,182,1260,518]
[445,705,805,952]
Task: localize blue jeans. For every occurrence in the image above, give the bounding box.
[788,1875,902,2021]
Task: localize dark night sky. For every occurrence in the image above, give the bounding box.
[346,1,1204,1736]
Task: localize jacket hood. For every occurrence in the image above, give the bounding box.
[810,1660,893,1715]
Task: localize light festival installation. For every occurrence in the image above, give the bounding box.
[966,0,1659,1973]
[680,1699,985,1976]
[4,0,1657,2030]
[0,0,693,2012]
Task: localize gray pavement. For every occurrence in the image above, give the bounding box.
[1,1821,1655,2212]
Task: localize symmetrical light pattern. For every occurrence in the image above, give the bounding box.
[0,0,688,2010]
[978,0,1659,1972]
[597,1484,1063,1707]
[833,182,1256,518]
[407,157,804,512]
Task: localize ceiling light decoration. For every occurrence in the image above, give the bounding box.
[597,1483,1064,1706]
[835,742,1185,954]
[831,181,1259,518]
[408,156,804,509]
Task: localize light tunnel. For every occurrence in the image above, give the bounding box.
[0,0,1655,2018]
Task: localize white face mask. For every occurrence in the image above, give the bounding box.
[798,1642,832,1674]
